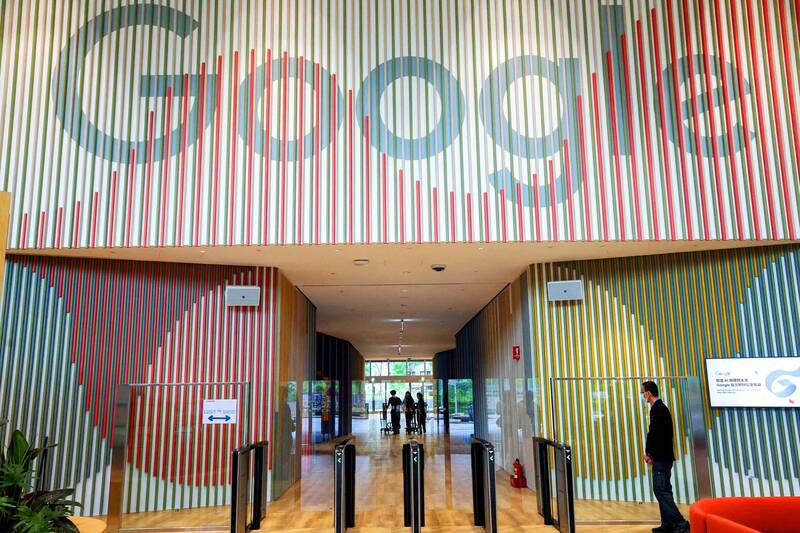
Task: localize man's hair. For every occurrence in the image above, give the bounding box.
[390,390,396,395]
[642,381,659,397]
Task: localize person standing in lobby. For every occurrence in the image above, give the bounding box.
[415,392,427,434]
[387,390,402,435]
[641,381,689,533]
[403,391,416,433]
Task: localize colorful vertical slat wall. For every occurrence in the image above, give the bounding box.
[2,0,799,250]
[525,245,800,498]
[0,256,314,515]
[453,245,800,501]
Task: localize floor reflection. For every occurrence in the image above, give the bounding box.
[261,414,543,530]
[117,414,675,531]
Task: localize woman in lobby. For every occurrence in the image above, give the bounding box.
[403,391,416,433]
[415,392,427,434]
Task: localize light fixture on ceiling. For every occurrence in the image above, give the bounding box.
[397,319,405,355]
[353,259,370,266]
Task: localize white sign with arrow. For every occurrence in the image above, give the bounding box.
[202,398,238,425]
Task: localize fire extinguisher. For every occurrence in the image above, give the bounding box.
[511,458,527,488]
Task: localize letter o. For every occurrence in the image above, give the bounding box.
[356,56,465,160]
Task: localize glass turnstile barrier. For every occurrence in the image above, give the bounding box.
[548,376,709,525]
[108,381,251,532]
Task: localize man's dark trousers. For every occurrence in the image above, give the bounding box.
[652,460,685,527]
[391,412,401,434]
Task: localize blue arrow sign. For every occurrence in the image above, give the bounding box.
[202,398,238,424]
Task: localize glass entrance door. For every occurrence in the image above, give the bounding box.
[354,379,442,434]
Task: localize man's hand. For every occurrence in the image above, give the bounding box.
[644,454,653,465]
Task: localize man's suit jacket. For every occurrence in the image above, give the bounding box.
[646,398,676,463]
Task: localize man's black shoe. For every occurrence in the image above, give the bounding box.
[651,527,670,533]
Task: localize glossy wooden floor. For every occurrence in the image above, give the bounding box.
[120,417,683,532]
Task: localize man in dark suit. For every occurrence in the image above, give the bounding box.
[642,381,689,533]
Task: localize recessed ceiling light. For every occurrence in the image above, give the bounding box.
[478,247,484,251]
[199,250,206,254]
[353,259,370,266]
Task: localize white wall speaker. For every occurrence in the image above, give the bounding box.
[225,285,261,306]
[546,280,584,302]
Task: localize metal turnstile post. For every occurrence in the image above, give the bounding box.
[403,440,425,532]
[470,437,497,533]
[334,439,356,532]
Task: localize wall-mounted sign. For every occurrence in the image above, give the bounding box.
[706,357,800,408]
[512,345,521,361]
[202,398,238,424]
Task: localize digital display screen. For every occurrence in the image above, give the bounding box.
[706,357,800,408]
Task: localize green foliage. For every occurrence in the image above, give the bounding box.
[0,424,80,533]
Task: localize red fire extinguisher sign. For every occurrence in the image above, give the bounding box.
[512,345,521,360]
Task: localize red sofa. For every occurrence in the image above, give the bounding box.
[690,497,800,532]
